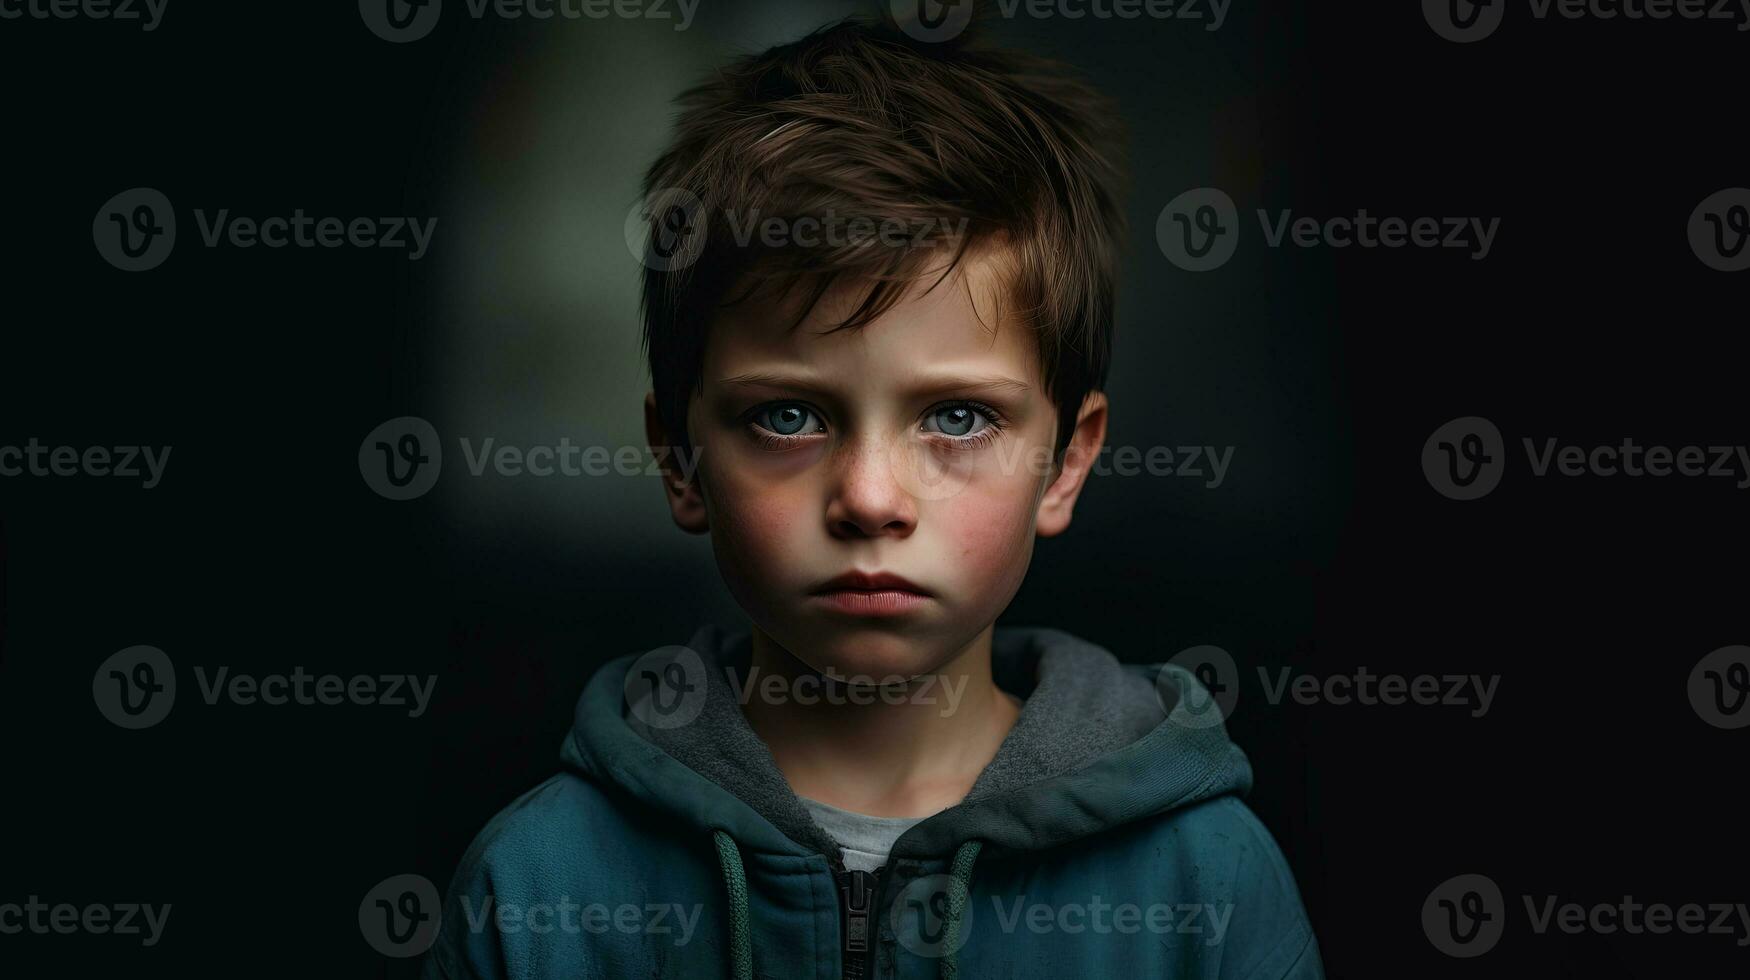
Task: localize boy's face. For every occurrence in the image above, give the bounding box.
[647,251,1106,681]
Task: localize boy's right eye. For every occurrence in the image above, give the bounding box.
[747,402,825,440]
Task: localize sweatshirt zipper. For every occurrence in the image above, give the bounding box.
[834,863,884,980]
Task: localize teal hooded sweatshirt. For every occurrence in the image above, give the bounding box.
[422,624,1323,979]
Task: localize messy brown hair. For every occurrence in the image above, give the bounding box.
[637,6,1128,460]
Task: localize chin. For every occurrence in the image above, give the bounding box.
[786,623,951,684]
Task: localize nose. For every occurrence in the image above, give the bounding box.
[824,433,918,540]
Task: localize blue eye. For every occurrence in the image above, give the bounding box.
[756,403,819,436]
[924,402,996,439]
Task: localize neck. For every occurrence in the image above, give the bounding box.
[740,623,1021,819]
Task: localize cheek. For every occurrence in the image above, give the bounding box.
[702,451,814,584]
[935,472,1041,597]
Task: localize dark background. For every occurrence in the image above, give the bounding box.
[2,0,1745,976]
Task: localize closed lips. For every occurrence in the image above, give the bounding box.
[810,571,931,595]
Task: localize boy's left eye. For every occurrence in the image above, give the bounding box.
[922,403,992,438]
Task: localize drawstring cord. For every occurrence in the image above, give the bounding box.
[712,830,754,980]
[710,831,984,980]
[939,840,983,980]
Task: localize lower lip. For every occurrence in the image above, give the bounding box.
[811,589,932,616]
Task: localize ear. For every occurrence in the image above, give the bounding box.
[645,391,709,534]
[1034,391,1108,538]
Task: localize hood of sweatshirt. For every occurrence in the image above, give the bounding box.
[559,622,1253,866]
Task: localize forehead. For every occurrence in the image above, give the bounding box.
[702,252,1040,385]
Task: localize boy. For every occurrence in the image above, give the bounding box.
[425,10,1322,979]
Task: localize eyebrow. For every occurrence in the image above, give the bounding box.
[718,371,1031,397]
